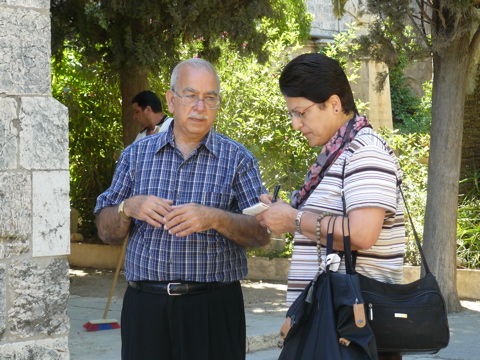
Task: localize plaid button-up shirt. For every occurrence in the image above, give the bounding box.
[95,124,265,282]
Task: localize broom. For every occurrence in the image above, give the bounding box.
[83,235,128,331]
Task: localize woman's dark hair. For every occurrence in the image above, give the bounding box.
[279,53,357,114]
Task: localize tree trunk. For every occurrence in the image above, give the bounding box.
[119,66,149,147]
[424,39,470,313]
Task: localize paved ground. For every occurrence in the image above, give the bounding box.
[69,267,288,359]
[68,267,480,360]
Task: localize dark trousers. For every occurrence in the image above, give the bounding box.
[121,281,246,360]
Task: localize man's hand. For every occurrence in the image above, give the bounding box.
[96,195,174,245]
[164,203,218,236]
[124,195,174,228]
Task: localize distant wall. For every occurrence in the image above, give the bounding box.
[305,0,433,130]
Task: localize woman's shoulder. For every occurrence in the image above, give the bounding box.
[351,128,388,149]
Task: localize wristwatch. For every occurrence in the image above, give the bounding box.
[295,211,305,234]
[118,200,131,221]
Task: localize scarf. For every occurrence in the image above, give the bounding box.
[291,114,371,209]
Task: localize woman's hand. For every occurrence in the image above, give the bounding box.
[256,194,296,235]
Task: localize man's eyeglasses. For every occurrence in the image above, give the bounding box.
[288,102,317,119]
[173,90,221,109]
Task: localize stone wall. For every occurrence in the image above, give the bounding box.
[0,1,70,358]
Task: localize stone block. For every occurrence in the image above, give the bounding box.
[0,172,31,259]
[0,264,5,338]
[0,97,19,170]
[32,171,70,257]
[70,208,79,234]
[0,6,50,94]
[8,259,70,339]
[246,257,291,281]
[4,0,50,8]
[19,97,68,170]
[0,337,69,359]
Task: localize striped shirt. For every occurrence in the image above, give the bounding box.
[287,128,405,304]
[95,123,265,282]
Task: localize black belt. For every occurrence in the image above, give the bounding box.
[128,280,235,296]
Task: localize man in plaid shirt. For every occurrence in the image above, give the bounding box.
[95,58,270,360]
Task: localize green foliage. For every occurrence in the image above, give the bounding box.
[380,129,430,265]
[54,1,312,240]
[51,0,311,75]
[248,235,294,259]
[457,170,480,269]
[381,129,480,269]
[390,73,432,134]
[321,23,369,114]
[52,49,123,238]
[168,12,317,196]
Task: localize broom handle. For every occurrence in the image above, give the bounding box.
[103,235,128,319]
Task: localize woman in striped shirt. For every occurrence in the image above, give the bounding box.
[256,53,405,360]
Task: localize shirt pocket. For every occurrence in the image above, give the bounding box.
[197,189,235,211]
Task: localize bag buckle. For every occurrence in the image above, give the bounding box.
[167,283,182,296]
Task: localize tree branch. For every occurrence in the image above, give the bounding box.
[468,28,480,68]
[409,13,432,49]
[413,0,434,24]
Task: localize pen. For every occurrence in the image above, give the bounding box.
[272,184,281,203]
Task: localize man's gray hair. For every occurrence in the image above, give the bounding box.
[170,58,220,92]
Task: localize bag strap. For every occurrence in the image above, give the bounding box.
[341,217,356,274]
[341,159,431,275]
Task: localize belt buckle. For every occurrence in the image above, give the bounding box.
[167,282,182,296]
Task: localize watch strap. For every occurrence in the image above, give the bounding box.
[118,200,131,221]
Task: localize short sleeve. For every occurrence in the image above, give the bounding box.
[344,144,398,216]
[94,150,134,214]
[232,151,267,212]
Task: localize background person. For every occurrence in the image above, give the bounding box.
[256,53,405,360]
[95,58,270,360]
[132,90,173,141]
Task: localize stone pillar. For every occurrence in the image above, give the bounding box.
[0,1,70,358]
[351,60,394,130]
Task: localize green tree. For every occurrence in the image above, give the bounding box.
[51,0,311,146]
[52,50,123,237]
[52,1,312,238]
[146,9,317,194]
[332,0,480,312]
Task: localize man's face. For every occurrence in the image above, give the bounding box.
[166,66,219,142]
[132,103,149,128]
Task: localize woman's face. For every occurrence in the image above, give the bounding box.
[284,95,343,147]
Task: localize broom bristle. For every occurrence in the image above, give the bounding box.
[83,319,121,332]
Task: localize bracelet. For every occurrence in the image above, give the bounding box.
[295,211,306,234]
[315,212,330,249]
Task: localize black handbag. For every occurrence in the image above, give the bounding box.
[278,217,378,360]
[340,160,450,354]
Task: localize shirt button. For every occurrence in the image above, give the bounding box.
[169,259,173,264]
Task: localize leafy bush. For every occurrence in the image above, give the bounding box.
[52,50,123,239]
[457,171,480,269]
[380,130,430,265]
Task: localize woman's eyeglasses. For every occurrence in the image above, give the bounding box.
[287,102,317,119]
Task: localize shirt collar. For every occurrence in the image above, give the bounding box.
[154,121,219,158]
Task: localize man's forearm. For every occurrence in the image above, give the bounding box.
[214,210,270,248]
[96,205,131,245]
